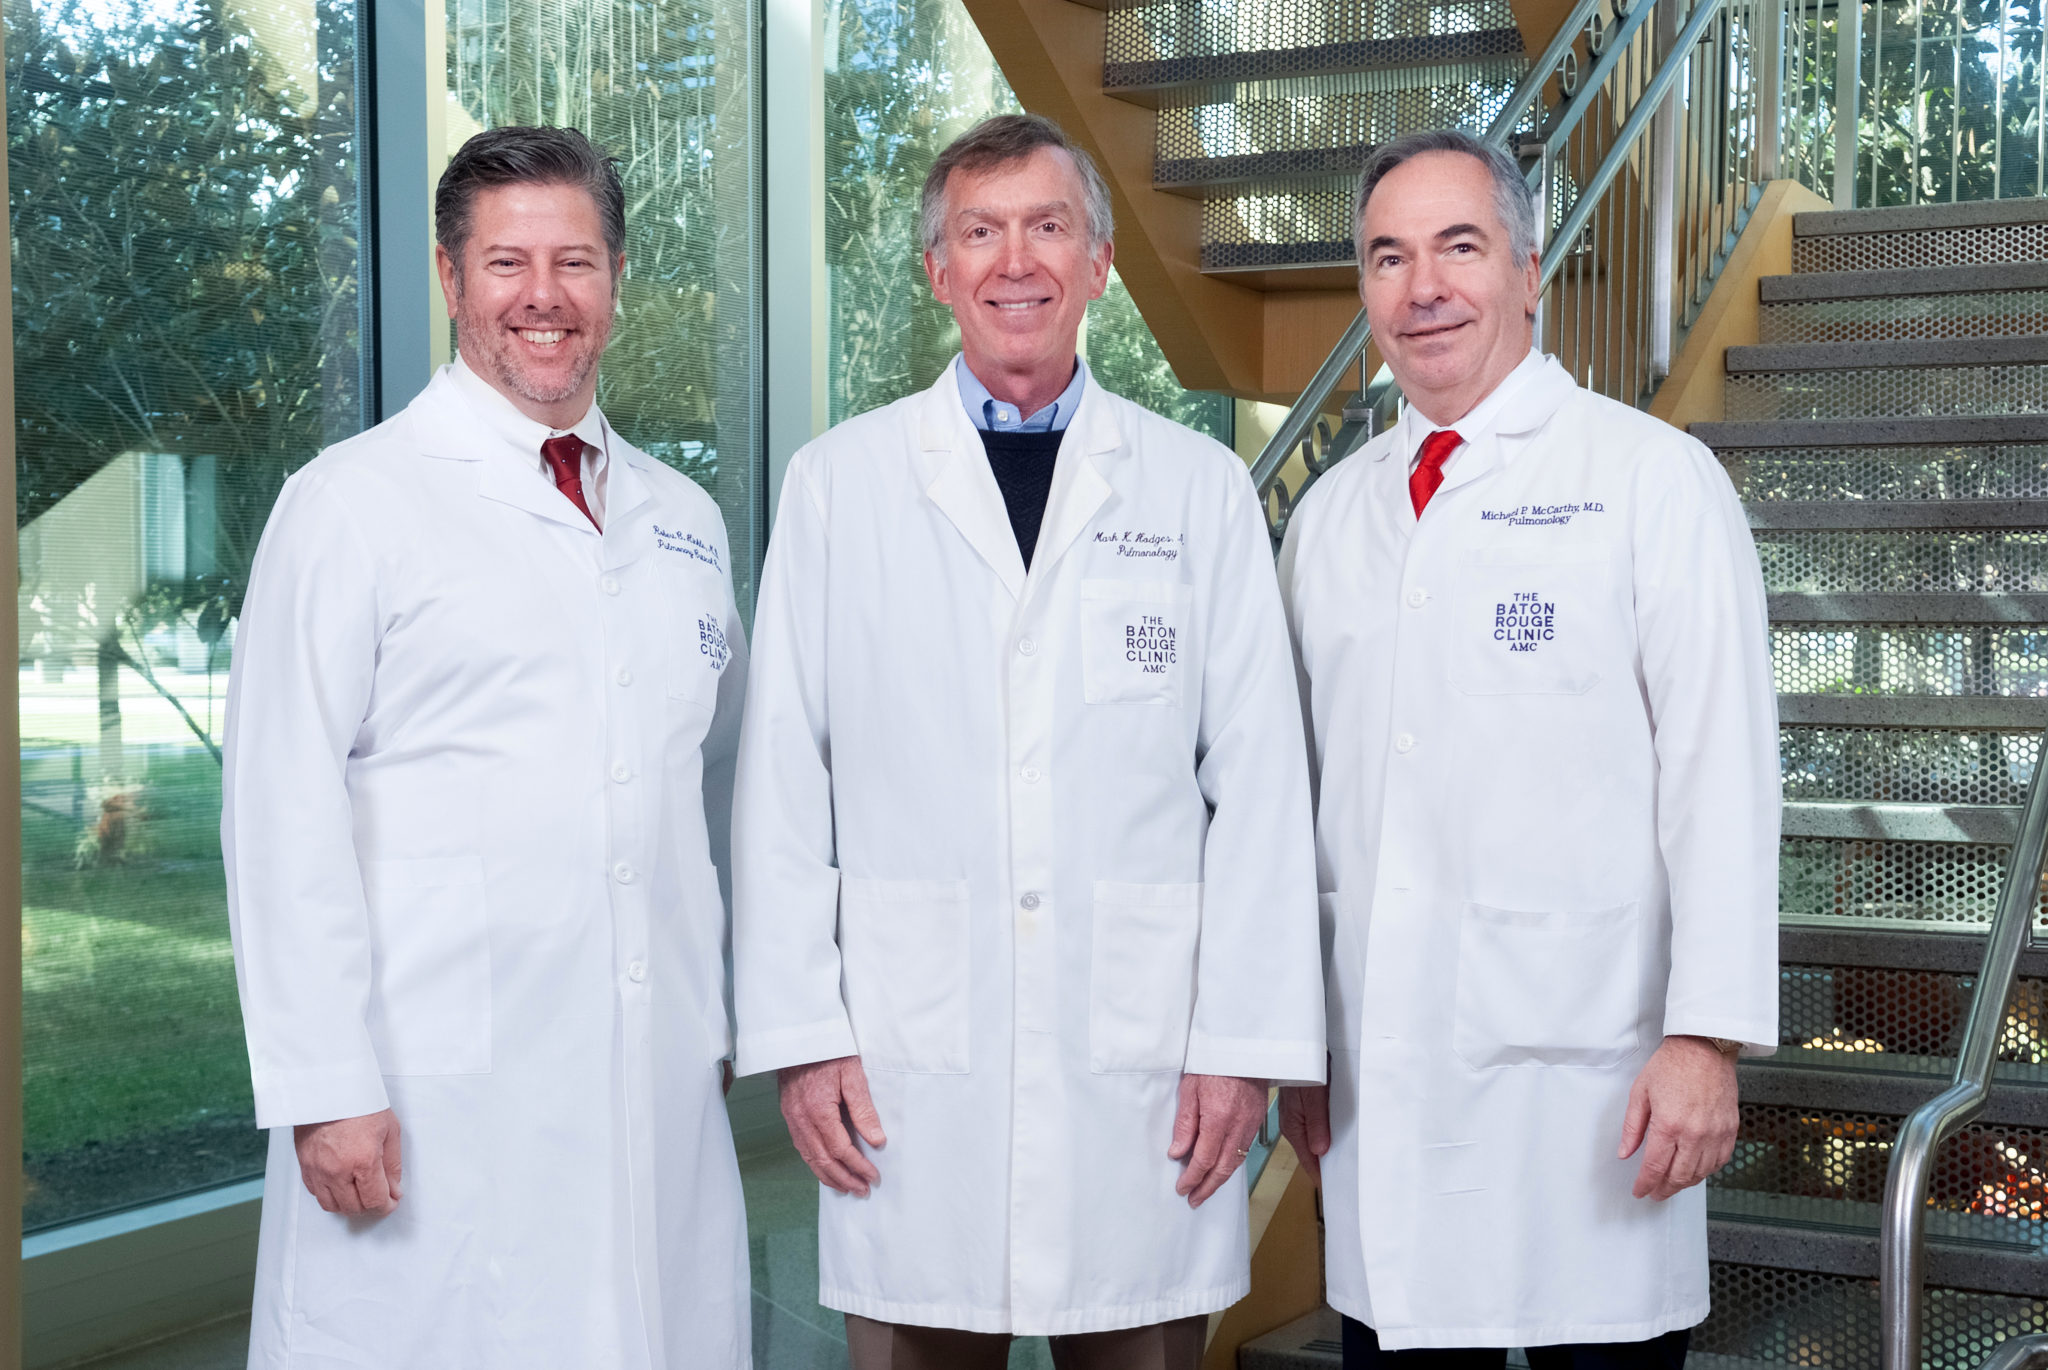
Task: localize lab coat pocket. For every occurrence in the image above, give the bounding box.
[838,877,970,1074]
[1452,902,1642,1070]
[1452,547,1607,696]
[1090,881,1203,1072]
[360,856,492,1076]
[660,563,731,711]
[1080,579,1192,706]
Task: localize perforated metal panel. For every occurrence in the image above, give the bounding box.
[1777,963,2048,1058]
[1157,63,1523,186]
[1793,223,2048,273]
[1719,1104,2048,1223]
[1772,626,2048,697]
[1105,0,1522,83]
[1699,1261,2048,1370]
[1725,445,2048,502]
[1779,838,2048,930]
[1725,364,2048,422]
[1758,291,2048,345]
[1779,726,2040,805]
[1754,530,2048,594]
[1203,184,1357,268]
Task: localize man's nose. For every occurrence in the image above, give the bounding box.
[524,263,562,307]
[1407,252,1448,307]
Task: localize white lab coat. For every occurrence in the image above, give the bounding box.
[1280,354,1779,1350]
[224,363,751,1370]
[732,359,1324,1335]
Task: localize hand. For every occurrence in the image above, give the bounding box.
[295,1108,402,1216]
[1279,1082,1331,1184]
[779,1056,886,1196]
[722,1060,734,1096]
[1169,1074,1268,1207]
[1619,1035,1740,1200]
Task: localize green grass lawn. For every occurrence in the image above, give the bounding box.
[21,743,258,1223]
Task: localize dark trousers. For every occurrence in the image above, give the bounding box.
[1342,1317,1692,1370]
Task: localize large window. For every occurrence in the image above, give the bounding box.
[446,0,765,609]
[823,0,1231,439]
[11,0,365,1229]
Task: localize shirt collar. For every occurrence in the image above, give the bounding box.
[450,351,611,465]
[1398,347,1547,469]
[955,355,1086,433]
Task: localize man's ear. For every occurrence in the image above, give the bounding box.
[434,243,461,317]
[924,247,951,305]
[1089,238,1115,301]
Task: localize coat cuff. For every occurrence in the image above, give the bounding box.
[1184,1030,1327,1085]
[251,1060,391,1130]
[734,1016,860,1078]
[1661,1015,1779,1058]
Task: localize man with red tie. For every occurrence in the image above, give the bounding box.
[1277,129,1780,1368]
[224,126,751,1368]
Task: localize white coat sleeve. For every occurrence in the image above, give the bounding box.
[1184,467,1327,1086]
[703,557,749,1058]
[1634,434,1781,1054]
[221,469,391,1128]
[730,452,859,1076]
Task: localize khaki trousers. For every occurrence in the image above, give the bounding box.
[844,1313,1208,1370]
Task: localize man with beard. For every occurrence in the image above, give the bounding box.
[224,125,751,1369]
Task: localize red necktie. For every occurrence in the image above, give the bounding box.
[541,434,599,530]
[1409,428,1463,518]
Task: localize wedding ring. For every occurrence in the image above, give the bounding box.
[1235,1146,1250,1158]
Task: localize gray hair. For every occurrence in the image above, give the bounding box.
[920,114,1114,258]
[436,125,626,274]
[1352,128,1537,271]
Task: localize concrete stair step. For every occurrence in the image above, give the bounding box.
[1790,201,2048,274]
[1696,416,2048,450]
[1762,263,2048,303]
[1745,499,2048,528]
[1707,1210,2045,1296]
[1764,591,2048,622]
[1779,800,2023,844]
[1737,1055,2048,1128]
[1727,337,2048,373]
[1777,696,2048,728]
[1794,199,2048,238]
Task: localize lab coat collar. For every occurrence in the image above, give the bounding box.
[919,356,1117,602]
[1375,351,1573,505]
[406,363,658,568]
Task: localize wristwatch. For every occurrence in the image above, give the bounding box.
[1704,1036,1742,1058]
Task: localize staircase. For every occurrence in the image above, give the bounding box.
[1104,0,1528,289]
[1238,199,2048,1370]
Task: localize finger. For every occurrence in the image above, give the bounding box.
[383,1120,404,1203]
[354,1154,395,1215]
[1168,1077,1200,1160]
[1618,1080,1651,1160]
[1190,1124,1261,1207]
[1307,1092,1332,1158]
[1633,1128,1679,1200]
[825,1120,882,1190]
[1178,1109,1232,1200]
[841,1063,887,1148]
[305,1171,339,1212]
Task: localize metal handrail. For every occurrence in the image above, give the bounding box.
[1879,729,2048,1370]
[1978,1336,2048,1370]
[1244,0,1613,504]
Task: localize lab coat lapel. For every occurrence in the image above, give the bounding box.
[407,371,602,535]
[602,446,658,571]
[1428,354,1576,502]
[1023,372,1116,595]
[920,371,1027,601]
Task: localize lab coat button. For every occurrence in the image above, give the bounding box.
[613,861,635,884]
[1021,766,1042,784]
[615,667,633,687]
[1018,636,1038,656]
[1395,732,1416,753]
[627,959,646,983]
[611,762,632,783]
[1019,891,1041,911]
[1406,589,1427,608]
[600,575,621,596]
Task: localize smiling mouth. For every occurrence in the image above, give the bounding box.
[988,299,1051,312]
[514,327,570,347]
[1402,320,1471,341]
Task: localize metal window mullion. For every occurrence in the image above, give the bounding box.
[369,0,435,421]
[1834,0,1864,203]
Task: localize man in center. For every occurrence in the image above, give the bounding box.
[732,113,1324,1368]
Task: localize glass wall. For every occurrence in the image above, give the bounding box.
[823,0,1231,439]
[10,0,364,1230]
[446,0,766,610]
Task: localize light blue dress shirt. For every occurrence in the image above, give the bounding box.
[955,357,1086,433]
